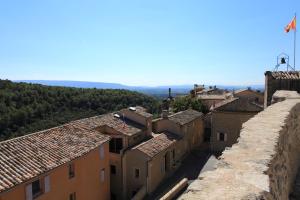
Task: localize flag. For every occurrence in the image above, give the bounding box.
[285,16,296,33]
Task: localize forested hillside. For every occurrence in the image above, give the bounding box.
[0,80,161,141]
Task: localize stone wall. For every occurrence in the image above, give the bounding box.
[179,99,300,200]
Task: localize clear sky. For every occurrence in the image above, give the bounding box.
[0,0,299,86]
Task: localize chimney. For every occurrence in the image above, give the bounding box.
[162,110,169,119]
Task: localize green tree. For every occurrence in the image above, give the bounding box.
[171,96,207,113]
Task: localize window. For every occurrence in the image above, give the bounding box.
[172,149,175,161]
[218,132,227,142]
[44,176,50,193]
[32,179,42,198]
[111,193,117,200]
[69,163,75,179]
[110,165,116,175]
[99,145,104,159]
[134,169,140,178]
[69,192,76,200]
[132,190,137,197]
[101,168,105,182]
[109,138,123,153]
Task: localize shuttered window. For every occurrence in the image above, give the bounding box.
[101,168,105,182]
[26,184,32,200]
[44,176,50,193]
[99,145,104,159]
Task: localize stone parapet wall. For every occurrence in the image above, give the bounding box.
[179,99,300,200]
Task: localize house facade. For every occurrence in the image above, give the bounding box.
[0,106,204,200]
[0,124,110,200]
[74,106,153,200]
[122,109,204,199]
[210,98,263,152]
[234,88,264,105]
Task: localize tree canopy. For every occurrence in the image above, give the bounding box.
[0,80,161,141]
[171,96,208,113]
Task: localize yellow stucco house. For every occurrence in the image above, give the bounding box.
[0,123,110,200]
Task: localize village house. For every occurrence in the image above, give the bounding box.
[0,124,110,200]
[73,106,153,200]
[264,71,300,108]
[210,97,263,152]
[233,88,264,105]
[0,106,205,200]
[195,87,233,110]
[122,109,204,199]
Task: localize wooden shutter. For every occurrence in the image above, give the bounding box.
[224,133,228,142]
[99,145,104,159]
[26,184,32,200]
[217,132,220,141]
[101,169,105,182]
[44,176,50,193]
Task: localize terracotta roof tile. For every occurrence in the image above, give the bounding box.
[212,98,263,112]
[72,113,144,136]
[266,71,300,80]
[0,106,152,193]
[0,124,109,193]
[168,109,203,125]
[134,132,180,157]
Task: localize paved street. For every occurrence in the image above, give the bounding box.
[145,147,218,200]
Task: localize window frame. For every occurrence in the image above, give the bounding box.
[134,168,140,178]
[217,132,227,142]
[32,179,43,199]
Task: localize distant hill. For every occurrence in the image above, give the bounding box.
[0,79,160,141]
[17,80,132,89]
[15,80,264,98]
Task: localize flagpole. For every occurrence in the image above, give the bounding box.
[294,12,296,70]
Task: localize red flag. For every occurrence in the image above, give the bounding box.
[285,16,296,33]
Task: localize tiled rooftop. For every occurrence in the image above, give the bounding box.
[125,106,153,118]
[134,132,180,158]
[72,113,144,136]
[266,71,300,80]
[168,109,203,125]
[212,98,263,112]
[0,123,109,193]
[197,94,228,100]
[0,106,151,193]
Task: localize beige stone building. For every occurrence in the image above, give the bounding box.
[233,88,264,105]
[123,132,183,199]
[210,98,263,152]
[152,109,204,153]
[122,109,204,199]
[196,87,233,110]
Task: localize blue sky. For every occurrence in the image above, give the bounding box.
[0,0,299,86]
